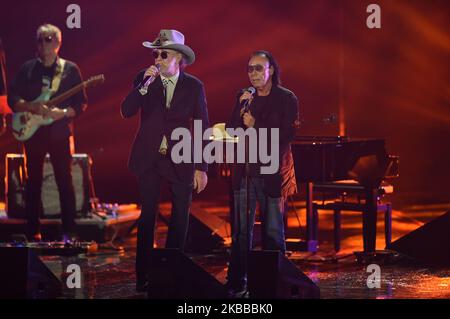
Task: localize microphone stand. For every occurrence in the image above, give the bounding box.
[241,98,252,292]
[244,133,251,291]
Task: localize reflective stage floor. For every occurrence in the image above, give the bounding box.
[32,198,450,299]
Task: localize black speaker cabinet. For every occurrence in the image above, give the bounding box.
[248,250,320,299]
[5,153,94,218]
[185,208,231,254]
[390,211,450,266]
[0,247,61,298]
[147,248,227,299]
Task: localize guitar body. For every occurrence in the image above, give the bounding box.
[12,90,55,141]
[11,74,104,142]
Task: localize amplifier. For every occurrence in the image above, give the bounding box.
[5,153,95,218]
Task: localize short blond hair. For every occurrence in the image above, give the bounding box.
[36,23,62,42]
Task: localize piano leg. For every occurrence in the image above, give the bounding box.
[305,182,318,252]
[362,187,378,252]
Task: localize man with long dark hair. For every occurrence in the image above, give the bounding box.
[226,50,299,296]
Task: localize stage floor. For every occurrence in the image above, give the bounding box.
[28,199,449,299]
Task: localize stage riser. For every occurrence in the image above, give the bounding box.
[0,216,138,243]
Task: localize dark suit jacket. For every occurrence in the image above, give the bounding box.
[121,70,209,182]
[227,85,299,198]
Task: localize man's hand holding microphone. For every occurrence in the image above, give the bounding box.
[240,87,256,128]
[139,65,160,95]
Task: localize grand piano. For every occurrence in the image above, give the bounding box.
[291,135,397,253]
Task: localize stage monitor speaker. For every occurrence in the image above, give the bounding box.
[248,250,320,299]
[147,248,227,299]
[5,153,94,219]
[185,208,231,254]
[390,211,450,266]
[0,247,61,298]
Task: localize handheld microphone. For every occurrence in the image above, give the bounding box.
[241,87,256,113]
[139,64,161,95]
[143,64,161,87]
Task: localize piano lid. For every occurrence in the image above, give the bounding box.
[291,135,389,186]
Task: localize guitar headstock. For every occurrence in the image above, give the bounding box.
[85,74,105,88]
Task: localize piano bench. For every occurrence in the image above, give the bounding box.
[313,180,394,197]
[312,181,393,252]
[313,202,392,252]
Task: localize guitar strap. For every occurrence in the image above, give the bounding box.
[46,57,66,96]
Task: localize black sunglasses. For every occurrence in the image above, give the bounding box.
[247,64,268,73]
[152,50,170,60]
[37,36,53,44]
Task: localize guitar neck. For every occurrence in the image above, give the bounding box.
[47,81,85,107]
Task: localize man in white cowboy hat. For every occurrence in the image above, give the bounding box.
[121,29,209,292]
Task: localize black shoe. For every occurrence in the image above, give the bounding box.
[227,286,249,298]
[226,281,249,299]
[136,280,149,293]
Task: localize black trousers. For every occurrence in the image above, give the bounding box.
[24,130,76,237]
[135,156,193,283]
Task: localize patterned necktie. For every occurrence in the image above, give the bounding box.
[161,78,170,108]
[159,78,171,154]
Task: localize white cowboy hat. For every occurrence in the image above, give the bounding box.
[143,29,195,65]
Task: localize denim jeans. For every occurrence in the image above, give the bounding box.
[227,177,286,289]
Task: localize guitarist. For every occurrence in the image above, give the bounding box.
[7,24,87,243]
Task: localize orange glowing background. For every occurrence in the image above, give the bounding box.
[0,0,449,204]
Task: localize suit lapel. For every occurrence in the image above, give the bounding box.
[148,76,165,109]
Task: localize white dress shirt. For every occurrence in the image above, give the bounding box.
[159,70,180,153]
